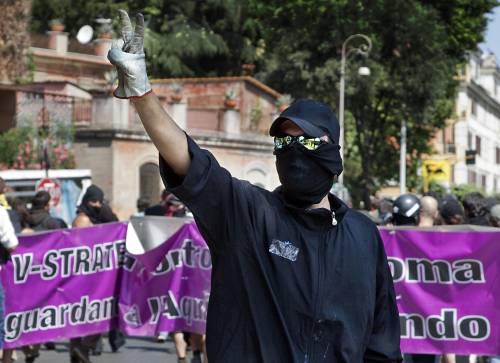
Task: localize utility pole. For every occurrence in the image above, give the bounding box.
[399,120,407,195]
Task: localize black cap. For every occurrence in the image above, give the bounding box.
[440,195,464,220]
[269,99,340,144]
[82,185,104,204]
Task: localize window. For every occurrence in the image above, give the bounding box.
[139,163,160,204]
[475,136,481,156]
[245,167,268,189]
[468,170,477,185]
[496,147,500,164]
[444,125,454,145]
[459,65,467,77]
[481,175,487,189]
[471,100,477,117]
[468,132,472,149]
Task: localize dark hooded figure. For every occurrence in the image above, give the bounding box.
[134,97,402,361]
[108,12,401,361]
[440,195,465,225]
[75,185,118,225]
[70,185,123,363]
[462,192,490,226]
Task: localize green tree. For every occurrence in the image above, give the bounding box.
[31,0,265,77]
[30,0,126,35]
[254,0,497,207]
[0,0,31,83]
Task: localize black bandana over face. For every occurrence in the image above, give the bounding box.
[78,185,105,224]
[275,142,343,208]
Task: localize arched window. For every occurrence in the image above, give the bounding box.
[139,163,160,203]
[245,167,268,189]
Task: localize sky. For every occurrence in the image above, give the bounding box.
[481,6,500,60]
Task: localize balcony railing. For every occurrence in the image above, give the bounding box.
[16,90,92,127]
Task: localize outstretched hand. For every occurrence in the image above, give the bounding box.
[107,9,151,99]
[108,10,190,176]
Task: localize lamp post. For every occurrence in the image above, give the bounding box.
[399,120,407,195]
[338,34,372,186]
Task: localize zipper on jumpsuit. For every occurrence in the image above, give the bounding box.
[304,235,323,363]
[304,212,335,363]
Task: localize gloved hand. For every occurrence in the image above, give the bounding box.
[107,9,151,99]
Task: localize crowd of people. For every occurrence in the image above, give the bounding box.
[0,177,205,363]
[2,176,500,363]
[0,174,500,363]
[364,191,499,229]
[363,190,500,363]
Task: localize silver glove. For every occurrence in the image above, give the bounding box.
[107,10,151,99]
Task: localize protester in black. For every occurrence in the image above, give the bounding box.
[440,195,465,225]
[22,191,67,360]
[28,191,67,231]
[392,195,438,363]
[70,185,124,363]
[391,194,421,226]
[108,11,401,362]
[160,130,402,362]
[463,192,490,226]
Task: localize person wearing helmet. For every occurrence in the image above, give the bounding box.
[392,194,421,226]
[392,195,439,363]
[107,10,401,363]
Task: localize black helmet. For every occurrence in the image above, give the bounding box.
[392,194,421,226]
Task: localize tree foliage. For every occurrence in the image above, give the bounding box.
[253,0,498,206]
[30,0,265,77]
[0,0,31,83]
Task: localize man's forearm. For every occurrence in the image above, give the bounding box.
[133,93,191,176]
[107,10,190,177]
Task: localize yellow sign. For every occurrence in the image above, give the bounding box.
[422,160,451,192]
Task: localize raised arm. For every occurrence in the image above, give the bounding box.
[107,10,190,176]
[107,10,259,253]
[132,94,190,175]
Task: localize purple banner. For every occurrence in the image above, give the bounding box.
[1,220,211,349]
[380,227,500,355]
[3,221,500,355]
[1,222,128,348]
[118,222,211,336]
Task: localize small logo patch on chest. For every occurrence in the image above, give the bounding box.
[269,239,299,262]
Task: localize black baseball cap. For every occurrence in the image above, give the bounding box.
[269,99,340,144]
[440,195,464,219]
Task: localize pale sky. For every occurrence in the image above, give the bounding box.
[481,6,500,60]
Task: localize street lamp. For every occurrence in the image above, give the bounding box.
[338,34,372,186]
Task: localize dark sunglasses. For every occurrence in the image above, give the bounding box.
[273,135,327,151]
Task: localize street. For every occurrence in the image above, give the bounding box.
[20,336,184,363]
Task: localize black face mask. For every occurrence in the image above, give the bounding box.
[88,205,102,218]
[78,203,102,224]
[275,142,343,208]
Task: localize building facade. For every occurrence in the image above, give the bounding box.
[0,27,283,219]
[432,53,500,194]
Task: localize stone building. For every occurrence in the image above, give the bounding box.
[0,28,282,219]
[432,53,500,194]
[76,76,281,219]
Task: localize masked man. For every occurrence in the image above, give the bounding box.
[71,185,124,363]
[108,10,401,363]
